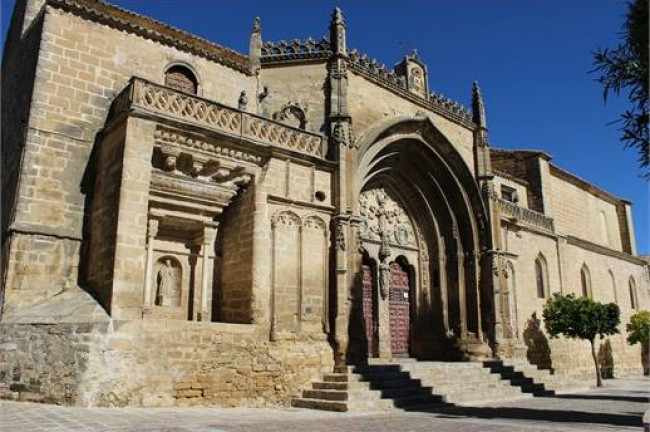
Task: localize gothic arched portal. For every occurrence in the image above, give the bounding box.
[351,116,492,361]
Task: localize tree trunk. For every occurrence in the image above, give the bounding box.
[590,338,602,387]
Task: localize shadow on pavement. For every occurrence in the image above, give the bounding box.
[547,393,649,403]
[428,406,643,428]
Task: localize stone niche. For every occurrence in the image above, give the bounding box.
[144,216,216,322]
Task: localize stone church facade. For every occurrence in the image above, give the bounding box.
[1,0,648,407]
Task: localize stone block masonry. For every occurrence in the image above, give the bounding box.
[0,320,333,407]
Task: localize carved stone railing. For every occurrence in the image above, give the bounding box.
[498,199,555,232]
[110,77,325,158]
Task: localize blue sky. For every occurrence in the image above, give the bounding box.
[2,0,648,254]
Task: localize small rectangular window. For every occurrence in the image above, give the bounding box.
[501,185,519,203]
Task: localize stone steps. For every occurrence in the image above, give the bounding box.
[292,359,559,412]
[482,360,585,395]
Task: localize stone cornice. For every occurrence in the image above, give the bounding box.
[493,170,530,187]
[46,0,251,74]
[566,235,646,266]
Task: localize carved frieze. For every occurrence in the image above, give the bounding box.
[359,188,416,248]
[155,127,262,164]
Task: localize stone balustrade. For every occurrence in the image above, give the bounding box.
[497,198,555,232]
[110,77,325,158]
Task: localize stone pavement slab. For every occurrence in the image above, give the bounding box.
[1,378,648,432]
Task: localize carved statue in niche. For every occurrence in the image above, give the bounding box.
[156,258,181,307]
[273,103,307,129]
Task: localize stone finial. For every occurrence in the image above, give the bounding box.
[249,17,262,73]
[472,80,487,128]
[332,7,345,26]
[329,7,346,55]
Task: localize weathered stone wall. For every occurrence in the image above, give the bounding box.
[0,320,333,407]
[1,0,44,268]
[548,173,623,251]
[85,125,125,312]
[501,225,649,378]
[2,234,82,313]
[260,63,328,135]
[347,73,476,174]
[217,187,256,323]
[3,4,256,311]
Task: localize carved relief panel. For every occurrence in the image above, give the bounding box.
[359,188,416,248]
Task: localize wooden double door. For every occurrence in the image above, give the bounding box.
[362,261,411,358]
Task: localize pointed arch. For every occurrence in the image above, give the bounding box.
[534,253,549,299]
[608,270,618,304]
[355,115,490,347]
[580,264,592,299]
[629,276,637,310]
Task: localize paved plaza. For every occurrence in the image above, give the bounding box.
[1,378,648,431]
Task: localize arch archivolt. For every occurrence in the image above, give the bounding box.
[350,116,491,360]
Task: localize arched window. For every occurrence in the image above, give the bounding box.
[609,270,617,304]
[580,264,591,298]
[164,65,198,94]
[534,254,548,299]
[629,277,637,310]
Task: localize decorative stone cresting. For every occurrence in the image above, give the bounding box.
[261,38,332,62]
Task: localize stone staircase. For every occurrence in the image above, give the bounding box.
[292,363,449,412]
[483,360,588,394]
[292,359,558,412]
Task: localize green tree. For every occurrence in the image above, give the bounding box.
[592,0,649,178]
[543,293,620,387]
[626,310,650,375]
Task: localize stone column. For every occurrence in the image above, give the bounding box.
[457,249,467,338]
[143,218,159,309]
[199,225,217,322]
[377,260,392,360]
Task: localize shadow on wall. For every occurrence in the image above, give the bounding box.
[642,341,650,376]
[523,312,552,370]
[346,269,369,364]
[598,339,614,379]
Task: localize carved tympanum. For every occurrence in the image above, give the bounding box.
[359,188,416,247]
